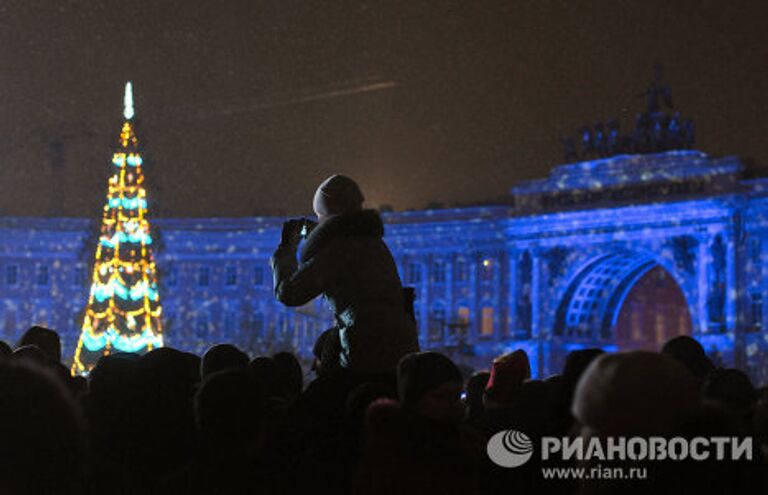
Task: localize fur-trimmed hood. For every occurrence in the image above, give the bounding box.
[300,209,385,262]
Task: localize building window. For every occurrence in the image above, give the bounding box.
[35,265,49,286]
[277,314,289,339]
[73,265,86,287]
[5,265,18,286]
[3,309,16,335]
[517,251,533,335]
[481,258,495,281]
[407,262,421,285]
[451,306,471,343]
[412,301,421,326]
[194,312,210,339]
[251,312,265,337]
[432,260,446,284]
[197,266,210,287]
[751,293,763,330]
[457,306,470,325]
[428,303,446,341]
[223,309,239,337]
[481,306,494,336]
[225,265,238,286]
[253,265,265,286]
[455,259,469,283]
[750,239,762,268]
[166,266,178,287]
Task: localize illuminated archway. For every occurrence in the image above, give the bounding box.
[554,251,692,350]
[613,265,692,350]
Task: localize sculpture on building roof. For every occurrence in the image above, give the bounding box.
[561,66,695,162]
[642,64,674,113]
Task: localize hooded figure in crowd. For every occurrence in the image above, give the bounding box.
[271,174,419,373]
[483,348,531,408]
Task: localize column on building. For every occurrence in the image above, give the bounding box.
[696,237,709,334]
[469,253,479,344]
[506,249,517,339]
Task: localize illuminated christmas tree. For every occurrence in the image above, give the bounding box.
[71,82,163,374]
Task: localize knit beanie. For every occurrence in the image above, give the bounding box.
[397,352,462,409]
[312,174,364,219]
[572,351,698,436]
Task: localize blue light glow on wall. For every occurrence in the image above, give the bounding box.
[0,151,767,383]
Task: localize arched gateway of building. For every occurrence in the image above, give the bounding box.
[556,253,693,345]
[549,252,693,371]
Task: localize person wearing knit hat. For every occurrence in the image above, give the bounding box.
[312,174,365,221]
[397,352,464,424]
[483,349,531,409]
[271,175,419,373]
[572,351,698,436]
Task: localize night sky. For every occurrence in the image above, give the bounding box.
[0,0,765,218]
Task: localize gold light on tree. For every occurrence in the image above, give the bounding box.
[72,82,163,374]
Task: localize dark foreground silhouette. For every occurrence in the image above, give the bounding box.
[1,327,767,495]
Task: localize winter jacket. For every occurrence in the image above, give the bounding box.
[271,209,419,373]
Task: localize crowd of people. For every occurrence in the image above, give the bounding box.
[1,175,767,493]
[1,327,767,494]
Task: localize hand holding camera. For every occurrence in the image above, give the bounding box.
[280,218,317,247]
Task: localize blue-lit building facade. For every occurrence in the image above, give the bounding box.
[1,150,767,382]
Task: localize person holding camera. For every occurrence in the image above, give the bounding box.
[271,174,419,374]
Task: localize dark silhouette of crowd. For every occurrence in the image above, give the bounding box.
[2,327,768,494]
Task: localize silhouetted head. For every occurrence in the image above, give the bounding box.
[12,344,49,365]
[272,351,304,401]
[137,347,197,480]
[201,344,249,379]
[572,351,698,436]
[562,348,605,388]
[702,368,757,412]
[397,351,464,424]
[312,174,364,221]
[0,361,85,494]
[484,349,531,408]
[140,347,196,399]
[195,369,266,453]
[88,353,141,465]
[18,326,61,363]
[661,335,714,381]
[0,340,12,358]
[139,347,197,426]
[89,352,140,402]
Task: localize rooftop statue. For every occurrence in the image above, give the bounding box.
[562,66,693,161]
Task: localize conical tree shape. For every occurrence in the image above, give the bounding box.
[72,82,163,374]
